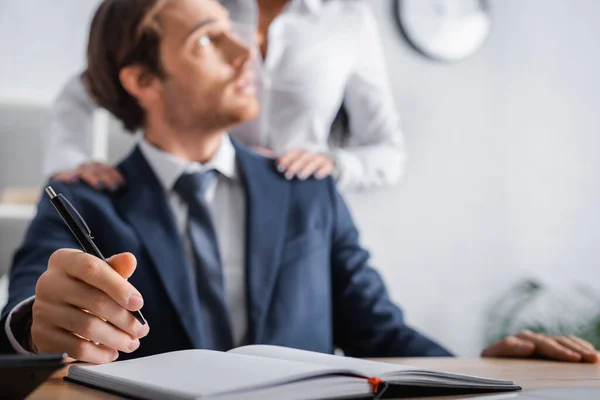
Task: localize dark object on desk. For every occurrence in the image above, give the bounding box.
[45,186,146,325]
[0,353,67,399]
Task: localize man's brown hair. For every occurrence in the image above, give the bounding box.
[83,0,168,132]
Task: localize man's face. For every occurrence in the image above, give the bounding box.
[153,0,258,132]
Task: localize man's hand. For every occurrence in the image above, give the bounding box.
[52,162,125,191]
[276,150,336,181]
[31,249,149,364]
[482,330,599,363]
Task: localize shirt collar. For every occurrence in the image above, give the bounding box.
[138,134,238,192]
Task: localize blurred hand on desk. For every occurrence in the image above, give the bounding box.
[482,330,599,363]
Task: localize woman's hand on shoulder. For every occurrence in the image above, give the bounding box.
[275,149,336,181]
[52,162,125,192]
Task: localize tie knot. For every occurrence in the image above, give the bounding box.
[174,170,217,204]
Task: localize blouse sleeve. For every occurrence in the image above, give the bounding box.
[41,74,98,178]
[331,4,406,191]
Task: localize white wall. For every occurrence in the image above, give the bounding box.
[1,0,600,356]
[0,0,99,104]
[348,0,600,355]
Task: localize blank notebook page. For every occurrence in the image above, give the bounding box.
[230,345,411,376]
[69,350,361,398]
[229,345,515,387]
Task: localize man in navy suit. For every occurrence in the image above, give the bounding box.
[2,0,597,364]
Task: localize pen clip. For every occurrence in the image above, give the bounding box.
[60,195,93,238]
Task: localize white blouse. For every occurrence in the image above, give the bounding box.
[42,0,405,191]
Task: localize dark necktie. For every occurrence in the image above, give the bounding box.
[173,170,233,350]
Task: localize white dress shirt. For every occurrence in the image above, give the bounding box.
[139,135,248,347]
[41,0,405,191]
[7,135,247,352]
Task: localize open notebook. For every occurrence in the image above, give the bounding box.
[66,345,521,400]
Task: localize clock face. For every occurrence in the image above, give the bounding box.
[395,0,492,63]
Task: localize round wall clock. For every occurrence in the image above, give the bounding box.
[395,0,492,63]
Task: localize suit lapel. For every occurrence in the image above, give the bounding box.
[115,148,205,349]
[233,140,291,343]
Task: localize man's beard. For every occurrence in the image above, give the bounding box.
[162,81,243,134]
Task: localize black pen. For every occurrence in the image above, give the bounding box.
[45,186,146,325]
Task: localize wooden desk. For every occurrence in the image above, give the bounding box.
[27,357,600,400]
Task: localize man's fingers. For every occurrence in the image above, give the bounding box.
[33,324,119,365]
[50,250,143,311]
[107,253,138,280]
[516,331,581,362]
[554,337,598,363]
[36,302,139,354]
[57,278,148,339]
[481,336,536,358]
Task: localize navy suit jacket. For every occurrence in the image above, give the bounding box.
[1,140,451,358]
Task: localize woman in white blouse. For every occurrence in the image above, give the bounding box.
[44,0,405,191]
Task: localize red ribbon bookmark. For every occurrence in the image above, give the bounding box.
[367,377,384,393]
[367,377,389,399]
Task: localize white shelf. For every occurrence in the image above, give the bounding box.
[0,94,52,109]
[0,204,36,220]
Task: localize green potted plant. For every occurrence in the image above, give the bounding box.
[484,279,600,348]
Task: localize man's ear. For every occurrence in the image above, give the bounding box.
[119,65,161,106]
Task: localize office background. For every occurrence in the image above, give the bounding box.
[1,0,599,356]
